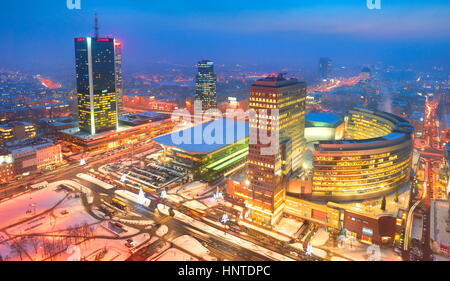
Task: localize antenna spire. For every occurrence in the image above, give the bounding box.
[94,12,99,38]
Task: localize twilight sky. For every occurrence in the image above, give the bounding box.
[1,0,450,73]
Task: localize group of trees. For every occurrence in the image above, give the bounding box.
[2,222,96,261]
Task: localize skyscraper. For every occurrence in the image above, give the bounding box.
[319,57,332,80]
[246,74,307,225]
[194,60,217,111]
[115,41,124,117]
[74,37,117,135]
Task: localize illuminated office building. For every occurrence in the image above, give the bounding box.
[75,37,117,135]
[0,121,37,147]
[229,107,412,244]
[246,74,307,225]
[115,41,124,117]
[194,60,217,111]
[311,108,414,201]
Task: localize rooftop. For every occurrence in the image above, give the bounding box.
[60,125,133,140]
[253,73,301,88]
[119,111,170,126]
[306,112,342,128]
[153,119,249,154]
[9,138,56,155]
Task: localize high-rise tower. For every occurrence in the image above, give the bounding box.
[194,60,217,111]
[74,13,117,135]
[319,57,332,80]
[246,74,307,225]
[115,41,124,117]
[74,15,117,135]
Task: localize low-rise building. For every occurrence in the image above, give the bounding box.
[0,150,14,182]
[9,138,62,175]
[0,121,37,146]
[154,119,249,182]
[58,111,175,152]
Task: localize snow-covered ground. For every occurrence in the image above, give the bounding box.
[155,248,197,261]
[310,228,329,247]
[431,200,450,257]
[157,204,294,261]
[0,180,144,261]
[238,219,291,242]
[318,240,402,261]
[171,235,216,261]
[166,194,184,204]
[273,218,303,238]
[182,200,208,211]
[76,173,114,190]
[114,189,151,207]
[169,181,210,199]
[201,197,220,208]
[0,182,67,230]
[411,215,423,240]
[330,256,351,261]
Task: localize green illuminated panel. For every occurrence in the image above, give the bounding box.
[212,151,248,171]
[205,147,248,169]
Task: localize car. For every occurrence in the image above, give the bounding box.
[125,239,136,248]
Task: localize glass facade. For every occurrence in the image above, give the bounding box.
[75,37,117,135]
[194,60,217,111]
[247,74,307,225]
[114,42,124,117]
[312,108,414,201]
[318,57,332,80]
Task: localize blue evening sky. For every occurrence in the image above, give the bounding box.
[1,0,449,73]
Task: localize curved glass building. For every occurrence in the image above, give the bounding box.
[311,108,414,201]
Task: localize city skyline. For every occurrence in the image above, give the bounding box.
[0,0,449,266]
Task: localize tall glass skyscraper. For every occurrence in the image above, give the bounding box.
[114,41,124,117]
[75,37,117,135]
[246,74,307,225]
[319,57,332,80]
[194,60,217,111]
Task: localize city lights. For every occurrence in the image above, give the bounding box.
[0,0,449,271]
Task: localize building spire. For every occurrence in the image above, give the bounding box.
[94,12,99,38]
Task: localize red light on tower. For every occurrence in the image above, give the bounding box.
[115,42,122,47]
[76,38,86,42]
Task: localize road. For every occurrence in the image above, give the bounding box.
[1,140,321,261]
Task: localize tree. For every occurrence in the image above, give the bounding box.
[29,236,40,254]
[381,196,386,211]
[11,242,24,261]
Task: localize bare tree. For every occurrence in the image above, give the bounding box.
[29,236,40,254]
[11,242,24,261]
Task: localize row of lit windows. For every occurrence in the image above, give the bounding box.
[313,160,409,183]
